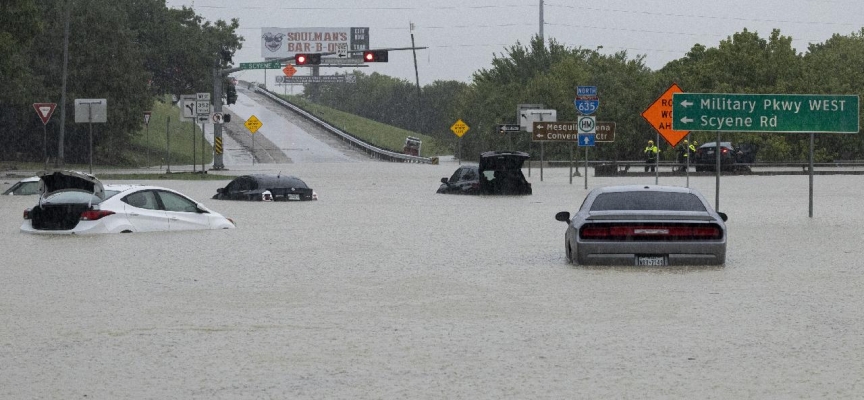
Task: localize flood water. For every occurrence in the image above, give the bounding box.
[2,162,863,399]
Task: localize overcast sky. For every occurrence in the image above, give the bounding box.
[166,0,864,86]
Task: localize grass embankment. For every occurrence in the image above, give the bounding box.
[278,94,450,156]
[127,99,214,168]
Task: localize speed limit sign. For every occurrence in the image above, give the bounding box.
[212,112,224,124]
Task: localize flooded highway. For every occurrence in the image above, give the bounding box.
[2,163,863,398]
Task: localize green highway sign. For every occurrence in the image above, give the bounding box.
[672,93,859,133]
[239,61,282,70]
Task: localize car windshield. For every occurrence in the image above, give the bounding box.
[591,192,707,212]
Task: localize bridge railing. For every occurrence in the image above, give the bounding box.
[253,86,435,164]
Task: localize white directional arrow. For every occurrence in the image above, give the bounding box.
[583,136,590,144]
[535,133,543,138]
[680,100,694,108]
[680,117,694,124]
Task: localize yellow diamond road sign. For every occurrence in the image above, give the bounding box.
[244,114,262,134]
[450,119,470,137]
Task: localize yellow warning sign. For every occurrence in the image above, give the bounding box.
[450,119,470,138]
[244,115,262,134]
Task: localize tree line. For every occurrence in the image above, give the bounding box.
[0,0,241,165]
[309,29,864,162]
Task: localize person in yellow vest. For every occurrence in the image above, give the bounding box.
[644,140,659,172]
[677,139,697,171]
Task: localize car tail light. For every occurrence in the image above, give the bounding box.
[580,224,723,241]
[80,210,115,221]
[721,148,728,153]
[23,209,31,220]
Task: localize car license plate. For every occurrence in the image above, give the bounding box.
[287,194,300,201]
[636,256,667,266]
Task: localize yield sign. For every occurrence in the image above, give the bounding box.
[33,103,57,125]
[641,83,689,147]
[282,64,297,77]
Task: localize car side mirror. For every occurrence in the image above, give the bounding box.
[718,211,728,222]
[555,211,570,222]
[440,177,449,184]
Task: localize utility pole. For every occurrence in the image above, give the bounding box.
[410,22,422,133]
[58,0,72,167]
[539,0,544,42]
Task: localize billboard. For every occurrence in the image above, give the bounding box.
[261,27,369,59]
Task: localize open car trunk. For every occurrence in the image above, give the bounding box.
[30,171,104,231]
[478,151,532,195]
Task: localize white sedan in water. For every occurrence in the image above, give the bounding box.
[21,170,235,234]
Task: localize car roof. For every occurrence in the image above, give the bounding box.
[591,185,696,195]
[698,142,732,148]
[239,174,309,188]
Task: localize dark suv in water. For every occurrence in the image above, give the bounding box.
[437,151,532,195]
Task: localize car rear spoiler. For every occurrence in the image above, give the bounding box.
[586,211,717,221]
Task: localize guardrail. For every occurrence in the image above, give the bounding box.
[253,86,435,164]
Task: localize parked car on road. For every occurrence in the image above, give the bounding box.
[438,151,532,195]
[21,170,235,234]
[555,185,727,266]
[3,176,41,195]
[213,174,318,201]
[692,142,756,172]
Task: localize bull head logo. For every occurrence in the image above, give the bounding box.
[262,32,285,52]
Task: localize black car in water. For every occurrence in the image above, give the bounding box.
[213,174,318,201]
[692,142,756,172]
[438,151,532,195]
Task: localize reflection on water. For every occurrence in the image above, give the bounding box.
[1,163,863,398]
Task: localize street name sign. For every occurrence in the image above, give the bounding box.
[244,115,263,134]
[672,93,860,133]
[240,61,281,70]
[577,133,595,147]
[450,119,470,138]
[532,121,579,142]
[33,103,57,125]
[595,121,615,142]
[275,75,356,84]
[641,83,689,147]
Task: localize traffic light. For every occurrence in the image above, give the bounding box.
[362,50,388,62]
[294,53,321,65]
[225,84,237,105]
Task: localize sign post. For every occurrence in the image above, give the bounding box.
[144,111,152,168]
[642,83,689,185]
[33,103,57,170]
[672,92,860,217]
[244,115,263,165]
[74,99,107,173]
[450,119,470,165]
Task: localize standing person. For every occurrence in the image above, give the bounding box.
[677,139,695,172]
[644,140,659,172]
